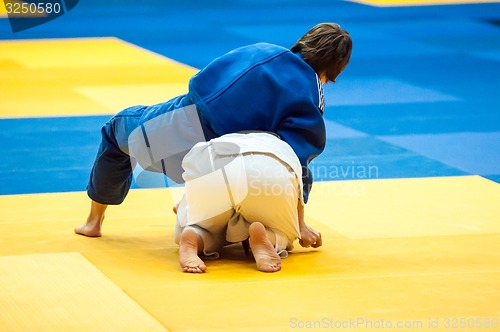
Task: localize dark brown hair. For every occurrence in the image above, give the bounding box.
[291,23,352,83]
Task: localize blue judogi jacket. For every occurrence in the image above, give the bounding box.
[188,43,326,202]
[90,43,325,205]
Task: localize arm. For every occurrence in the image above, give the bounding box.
[297,201,322,248]
[277,102,326,203]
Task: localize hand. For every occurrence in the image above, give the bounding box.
[173,200,181,214]
[299,225,322,248]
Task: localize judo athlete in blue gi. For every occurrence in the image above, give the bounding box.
[74,23,352,245]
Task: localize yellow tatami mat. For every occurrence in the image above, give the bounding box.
[0,252,168,332]
[1,175,499,331]
[0,38,197,118]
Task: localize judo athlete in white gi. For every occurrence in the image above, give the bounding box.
[174,132,322,273]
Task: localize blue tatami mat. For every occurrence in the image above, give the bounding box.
[1,0,499,195]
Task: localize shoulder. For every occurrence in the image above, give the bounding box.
[227,42,288,56]
[206,43,303,70]
[189,43,310,102]
[212,43,292,70]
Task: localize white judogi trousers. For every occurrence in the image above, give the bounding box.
[174,133,303,258]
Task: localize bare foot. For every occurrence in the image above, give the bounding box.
[179,228,207,273]
[75,200,107,237]
[74,216,103,237]
[249,222,281,272]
